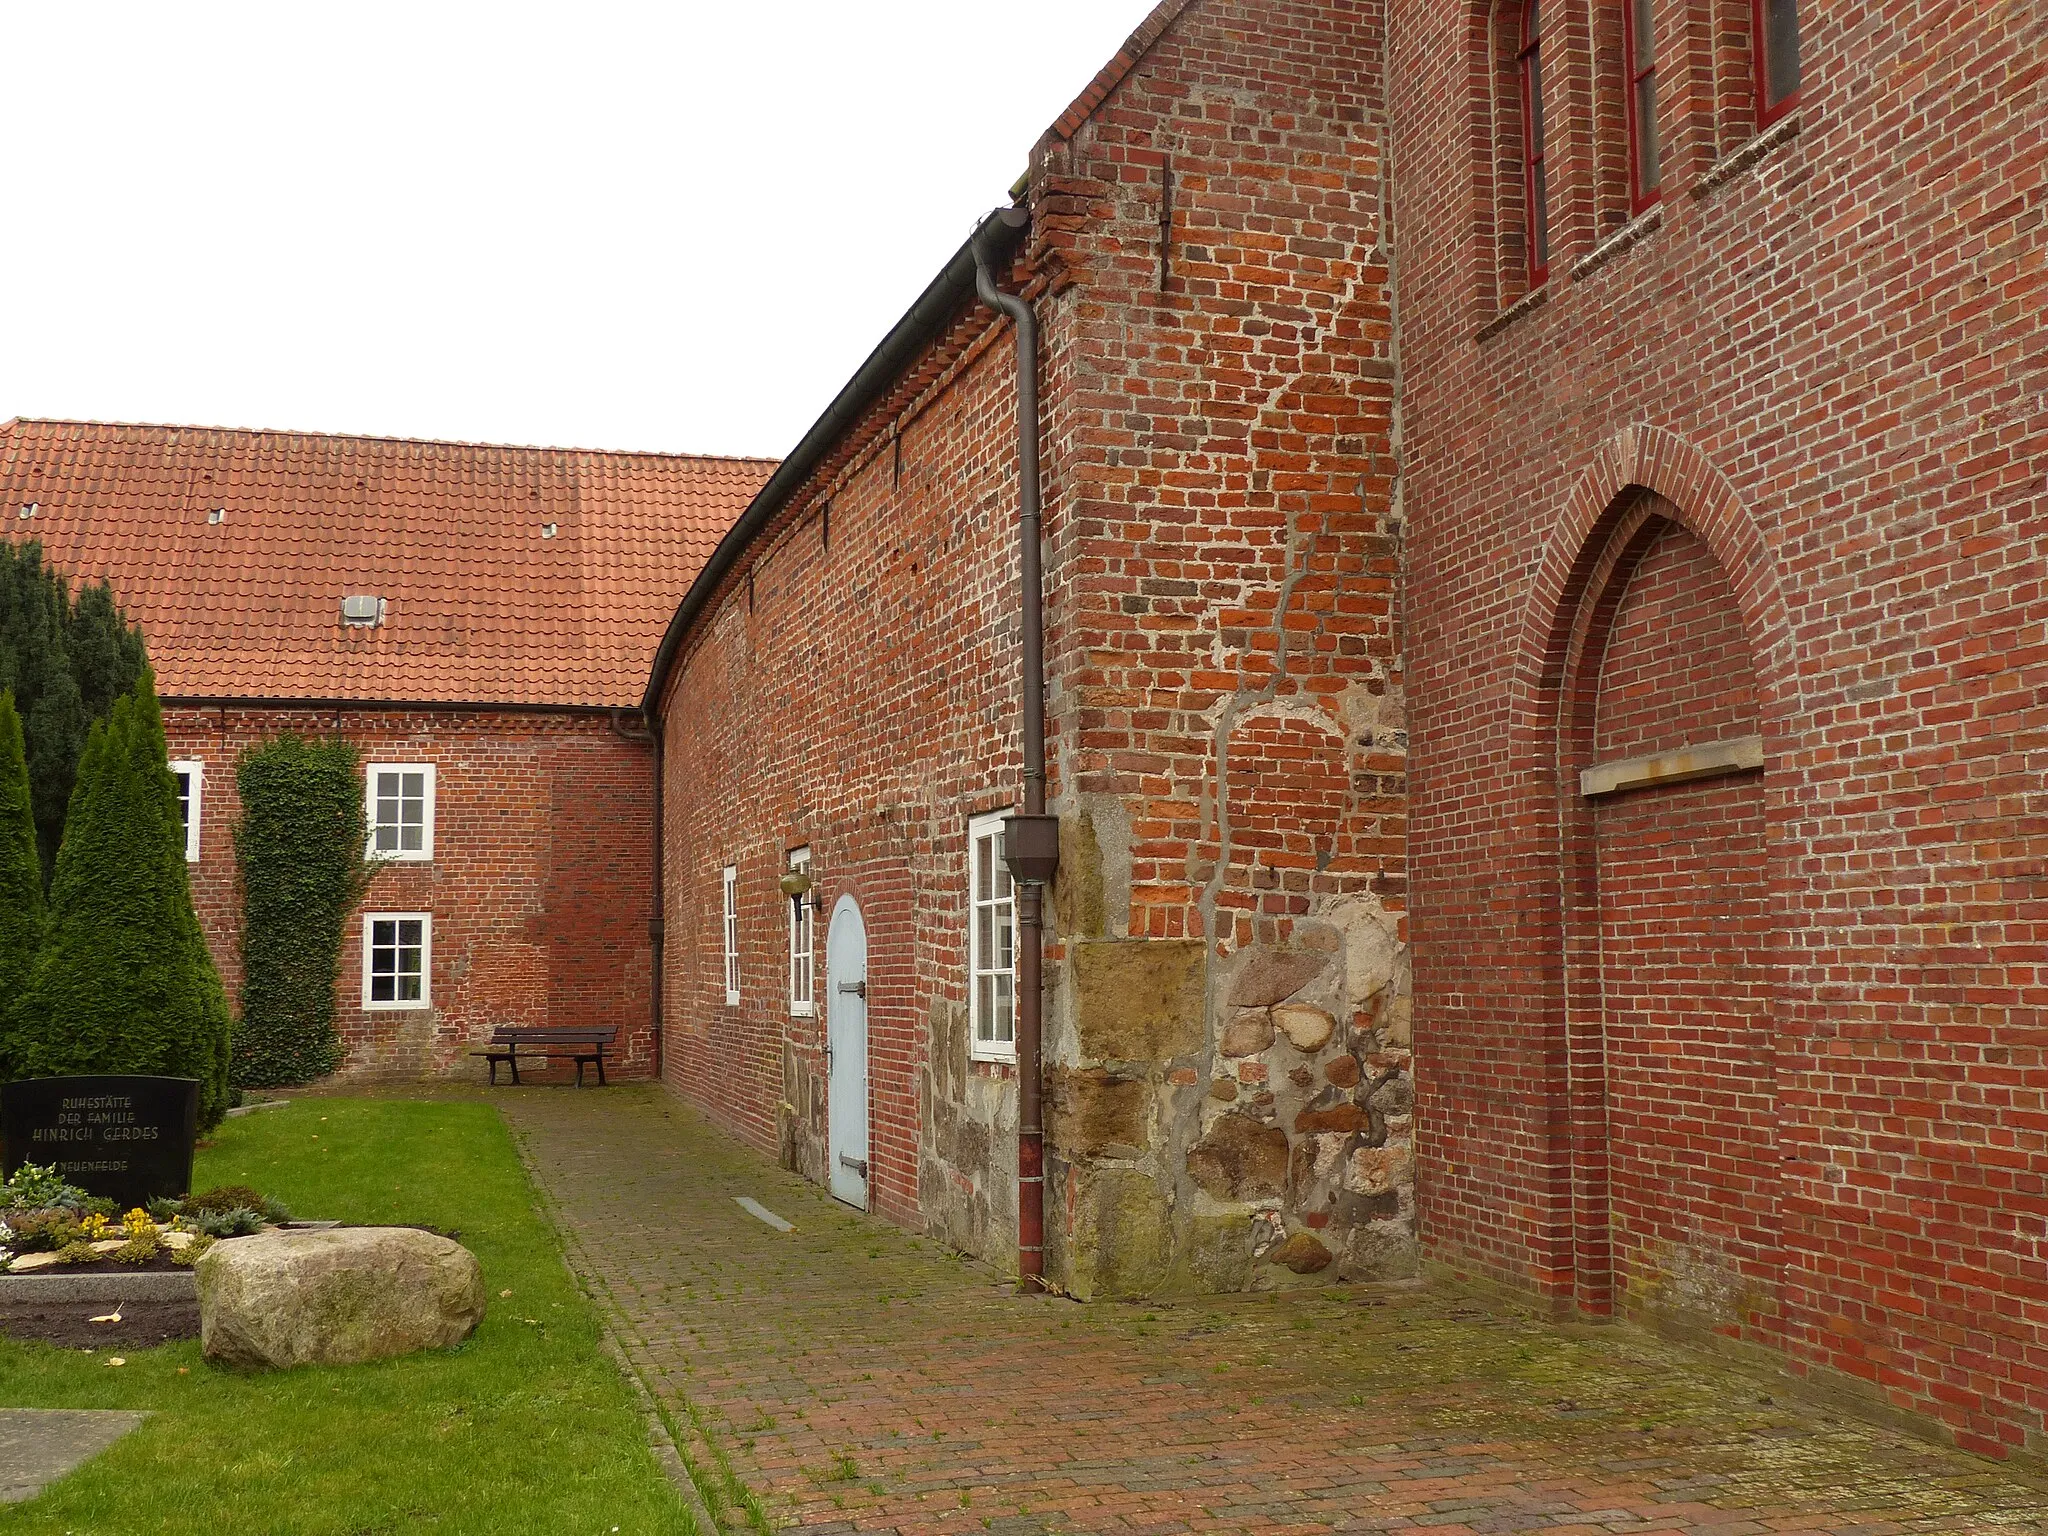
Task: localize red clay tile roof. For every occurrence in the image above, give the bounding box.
[0,419,773,710]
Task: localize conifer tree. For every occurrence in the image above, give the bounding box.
[65,579,147,727]
[0,546,85,883]
[0,691,44,1078]
[11,671,232,1126]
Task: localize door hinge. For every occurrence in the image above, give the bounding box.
[837,980,867,998]
[838,1154,869,1178]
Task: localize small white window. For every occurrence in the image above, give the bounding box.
[788,847,814,1017]
[968,811,1016,1063]
[169,759,203,863]
[722,864,741,1006]
[362,913,431,1009]
[365,763,435,861]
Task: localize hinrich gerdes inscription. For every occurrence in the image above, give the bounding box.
[1,1076,200,1208]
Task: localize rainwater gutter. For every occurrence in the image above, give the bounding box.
[640,207,1032,721]
[974,224,1058,1294]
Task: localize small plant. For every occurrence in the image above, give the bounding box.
[187,1206,265,1238]
[169,1232,215,1267]
[80,1210,114,1241]
[54,1239,100,1265]
[112,1232,160,1264]
[121,1207,155,1240]
[6,1208,84,1252]
[184,1184,291,1223]
[2,1161,90,1212]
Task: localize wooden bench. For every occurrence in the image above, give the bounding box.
[473,1027,618,1087]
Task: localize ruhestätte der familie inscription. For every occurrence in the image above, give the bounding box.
[1,1075,200,1209]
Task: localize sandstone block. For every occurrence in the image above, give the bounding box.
[1073,940,1206,1063]
[197,1227,485,1369]
[1051,1067,1150,1158]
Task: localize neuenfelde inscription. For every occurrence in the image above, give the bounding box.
[1,1076,200,1209]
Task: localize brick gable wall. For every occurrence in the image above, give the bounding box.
[1391,0,2047,1459]
[167,706,656,1083]
[657,0,1407,1296]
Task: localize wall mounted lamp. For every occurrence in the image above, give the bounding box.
[779,868,824,914]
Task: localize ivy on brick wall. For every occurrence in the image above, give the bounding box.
[233,735,373,1087]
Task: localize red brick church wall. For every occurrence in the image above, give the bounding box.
[166,705,656,1082]
[1391,0,2046,1459]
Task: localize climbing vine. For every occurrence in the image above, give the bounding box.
[233,735,372,1086]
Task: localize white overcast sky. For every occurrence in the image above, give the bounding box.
[0,2,1160,460]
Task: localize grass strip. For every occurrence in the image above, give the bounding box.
[0,1097,696,1534]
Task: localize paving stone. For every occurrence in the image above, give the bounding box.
[0,1409,150,1505]
[503,1087,2048,1536]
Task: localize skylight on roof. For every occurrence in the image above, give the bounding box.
[341,595,387,628]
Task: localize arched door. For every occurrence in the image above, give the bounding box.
[825,895,869,1210]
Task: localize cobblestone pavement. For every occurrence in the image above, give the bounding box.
[502,1086,2048,1536]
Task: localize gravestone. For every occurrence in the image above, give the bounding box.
[0,1076,199,1209]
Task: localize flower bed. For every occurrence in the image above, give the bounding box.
[2,1162,299,1277]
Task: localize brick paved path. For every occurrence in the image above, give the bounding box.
[503,1086,2048,1536]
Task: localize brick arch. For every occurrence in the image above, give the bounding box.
[1504,425,1791,1320]
[1514,424,1792,742]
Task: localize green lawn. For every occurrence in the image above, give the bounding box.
[0,1097,695,1535]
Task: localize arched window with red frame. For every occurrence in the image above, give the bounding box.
[1622,0,1660,210]
[1519,1,1550,285]
[1754,0,1800,126]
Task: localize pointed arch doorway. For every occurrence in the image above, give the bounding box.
[1555,494,1782,1341]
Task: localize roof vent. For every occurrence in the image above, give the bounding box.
[541,523,559,539]
[17,503,36,520]
[340,594,387,628]
[207,507,227,525]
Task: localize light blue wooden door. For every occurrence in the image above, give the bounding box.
[826,895,869,1209]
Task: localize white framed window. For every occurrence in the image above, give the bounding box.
[722,864,741,1006]
[787,847,814,1016]
[365,763,435,861]
[362,913,431,1010]
[968,811,1016,1063]
[169,759,203,863]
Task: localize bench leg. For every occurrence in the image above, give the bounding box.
[596,1056,607,1087]
[487,1057,498,1086]
[574,1056,585,1088]
[508,1051,521,1086]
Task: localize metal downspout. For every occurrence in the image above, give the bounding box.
[650,723,665,1077]
[612,707,665,1077]
[974,229,1051,1291]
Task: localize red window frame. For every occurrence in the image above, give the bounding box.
[1519,1,1549,286]
[1752,0,1801,128]
[1622,0,1661,212]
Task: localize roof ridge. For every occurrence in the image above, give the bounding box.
[1,417,778,468]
